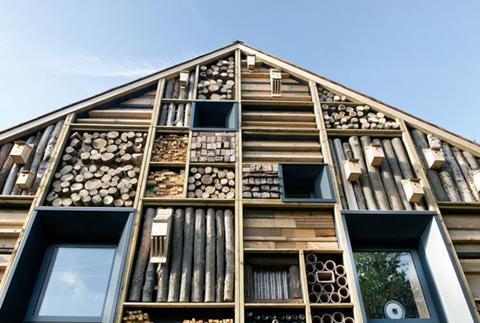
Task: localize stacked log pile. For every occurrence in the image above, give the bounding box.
[190,132,236,163]
[411,129,480,203]
[151,134,188,163]
[187,167,235,199]
[0,120,64,196]
[246,310,306,323]
[158,103,190,127]
[128,207,235,303]
[317,86,349,103]
[242,164,280,199]
[123,310,152,323]
[197,57,235,100]
[145,169,185,198]
[305,253,350,304]
[45,130,146,207]
[322,104,399,130]
[244,256,302,302]
[329,136,427,211]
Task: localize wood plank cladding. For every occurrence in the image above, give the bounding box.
[241,57,311,102]
[410,128,480,203]
[329,136,427,211]
[242,104,317,132]
[443,210,480,254]
[0,120,64,196]
[243,209,337,250]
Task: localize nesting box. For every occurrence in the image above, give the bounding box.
[343,158,362,182]
[423,147,445,170]
[365,143,385,167]
[473,170,480,194]
[16,170,35,190]
[316,270,335,284]
[246,55,256,70]
[270,69,282,95]
[179,71,190,88]
[10,141,33,165]
[401,178,424,203]
[150,208,173,264]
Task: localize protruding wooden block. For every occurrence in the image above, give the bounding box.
[16,169,35,189]
[423,147,445,170]
[10,141,33,165]
[473,170,480,194]
[401,178,424,203]
[365,143,385,167]
[343,158,362,182]
[246,55,256,70]
[150,208,173,264]
[316,270,335,283]
[270,69,282,96]
[179,71,189,88]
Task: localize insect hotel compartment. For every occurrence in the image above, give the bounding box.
[245,309,307,323]
[311,309,355,323]
[45,130,146,207]
[242,164,280,199]
[123,308,234,323]
[244,253,302,303]
[242,104,317,132]
[128,207,235,303]
[196,56,235,100]
[190,132,236,163]
[158,103,190,127]
[163,70,195,100]
[320,103,398,130]
[305,253,351,305]
[187,166,235,199]
[279,163,334,202]
[191,102,237,131]
[151,134,188,163]
[144,167,185,198]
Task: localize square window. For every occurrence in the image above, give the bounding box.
[191,101,237,131]
[34,246,116,319]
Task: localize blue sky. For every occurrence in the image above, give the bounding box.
[0,0,479,140]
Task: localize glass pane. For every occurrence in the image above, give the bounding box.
[37,246,116,317]
[354,251,430,319]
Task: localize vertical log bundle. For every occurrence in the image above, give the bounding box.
[187,167,235,199]
[158,103,190,127]
[45,131,146,207]
[145,169,185,198]
[242,164,280,199]
[197,56,235,100]
[411,128,480,203]
[151,134,188,163]
[131,207,234,303]
[321,103,399,130]
[163,71,195,100]
[190,132,236,163]
[0,120,63,196]
[330,136,426,210]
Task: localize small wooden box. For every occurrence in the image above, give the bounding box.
[401,178,424,203]
[270,69,282,95]
[16,169,35,189]
[150,208,173,264]
[343,158,362,182]
[316,270,335,283]
[423,147,445,170]
[179,71,189,88]
[246,55,256,70]
[366,143,385,167]
[473,170,480,194]
[10,141,33,165]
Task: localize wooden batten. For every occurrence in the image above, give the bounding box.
[401,178,425,203]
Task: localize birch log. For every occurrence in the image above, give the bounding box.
[156,263,169,302]
[223,209,234,302]
[205,208,216,302]
[328,140,348,208]
[192,208,206,302]
[442,143,474,202]
[168,208,185,302]
[331,139,358,210]
[342,142,366,209]
[142,262,156,302]
[179,207,195,302]
[452,147,479,201]
[215,209,225,302]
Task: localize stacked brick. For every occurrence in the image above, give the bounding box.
[190,132,236,163]
[242,164,280,199]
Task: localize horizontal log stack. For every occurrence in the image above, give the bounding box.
[410,128,480,203]
[128,207,235,303]
[151,134,189,163]
[187,167,235,199]
[242,164,280,199]
[329,136,427,211]
[122,310,153,323]
[45,131,146,207]
[322,104,399,130]
[245,310,306,323]
[181,319,233,323]
[144,169,185,198]
[197,57,235,100]
[317,85,349,103]
[0,120,64,196]
[158,103,190,127]
[305,253,350,304]
[190,132,236,163]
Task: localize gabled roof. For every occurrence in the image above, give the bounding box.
[1,41,478,155]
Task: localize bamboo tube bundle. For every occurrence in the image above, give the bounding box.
[190,132,236,163]
[187,167,235,199]
[151,134,188,163]
[144,169,185,198]
[317,85,349,103]
[197,56,235,100]
[122,310,152,323]
[305,253,350,304]
[329,136,427,211]
[0,120,63,196]
[311,312,354,323]
[245,310,306,323]
[158,103,190,127]
[321,104,399,130]
[410,128,480,203]
[131,207,234,303]
[242,164,280,199]
[45,130,145,207]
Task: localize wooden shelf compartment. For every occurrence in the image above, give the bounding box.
[121,306,234,323]
[0,195,34,207]
[70,123,150,131]
[242,103,317,131]
[142,197,236,206]
[242,199,335,209]
[326,128,403,137]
